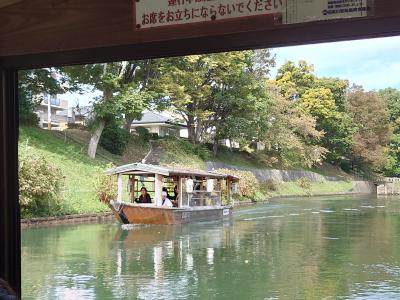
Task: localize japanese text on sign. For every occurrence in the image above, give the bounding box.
[135,0,283,29]
[283,0,372,24]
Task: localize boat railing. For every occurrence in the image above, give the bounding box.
[183,190,222,207]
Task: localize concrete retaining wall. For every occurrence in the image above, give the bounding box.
[206,162,338,182]
[206,162,376,195]
[352,181,377,194]
[21,213,114,228]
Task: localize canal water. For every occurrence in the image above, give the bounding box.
[22,195,400,299]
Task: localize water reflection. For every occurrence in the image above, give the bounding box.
[22,195,400,299]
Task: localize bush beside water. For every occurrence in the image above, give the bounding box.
[215,168,266,202]
[19,152,64,218]
[94,166,117,204]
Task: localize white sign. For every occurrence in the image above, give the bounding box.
[223,208,230,216]
[283,0,372,24]
[135,0,283,29]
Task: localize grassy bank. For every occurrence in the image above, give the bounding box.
[20,126,114,216]
[266,181,354,198]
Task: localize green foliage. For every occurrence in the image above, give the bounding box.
[94,166,117,204]
[67,123,87,130]
[160,138,209,169]
[317,77,350,111]
[263,179,280,192]
[259,85,328,168]
[100,123,131,155]
[273,62,353,164]
[20,111,39,126]
[19,126,115,217]
[158,50,275,148]
[296,177,312,190]
[299,87,338,120]
[19,151,64,218]
[275,60,315,100]
[379,88,400,122]
[63,60,164,157]
[216,168,262,201]
[380,89,400,176]
[215,147,260,168]
[384,133,400,176]
[347,90,391,172]
[135,126,152,142]
[19,69,67,125]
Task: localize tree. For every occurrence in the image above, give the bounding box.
[275,60,315,100]
[274,62,353,163]
[298,87,338,120]
[19,68,66,124]
[158,50,275,145]
[347,90,391,172]
[379,88,400,122]
[63,60,161,158]
[384,128,400,176]
[205,51,274,155]
[379,88,400,176]
[157,55,214,143]
[259,84,328,168]
[317,77,350,112]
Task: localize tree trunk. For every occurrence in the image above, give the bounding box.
[195,119,202,144]
[88,120,105,159]
[213,128,219,157]
[187,115,196,143]
[213,138,219,157]
[87,73,112,159]
[124,116,134,132]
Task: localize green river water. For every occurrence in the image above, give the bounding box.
[22,195,400,299]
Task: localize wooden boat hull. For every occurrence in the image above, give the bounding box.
[110,202,232,225]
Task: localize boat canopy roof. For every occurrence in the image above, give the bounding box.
[106,163,239,181]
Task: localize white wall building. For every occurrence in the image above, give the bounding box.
[130,111,187,138]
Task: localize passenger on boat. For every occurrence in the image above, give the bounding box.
[171,185,179,207]
[161,191,173,207]
[162,187,172,199]
[163,187,178,207]
[135,187,151,204]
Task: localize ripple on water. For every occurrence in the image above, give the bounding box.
[121,224,150,231]
[243,216,268,221]
[243,215,285,221]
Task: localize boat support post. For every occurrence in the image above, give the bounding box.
[0,68,21,296]
[117,174,123,202]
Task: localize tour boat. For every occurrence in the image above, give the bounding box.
[106,163,239,225]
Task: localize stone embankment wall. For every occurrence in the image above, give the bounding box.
[377,178,400,195]
[206,162,376,194]
[21,213,114,228]
[207,162,337,182]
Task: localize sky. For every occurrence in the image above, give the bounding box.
[63,35,400,107]
[271,35,400,90]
